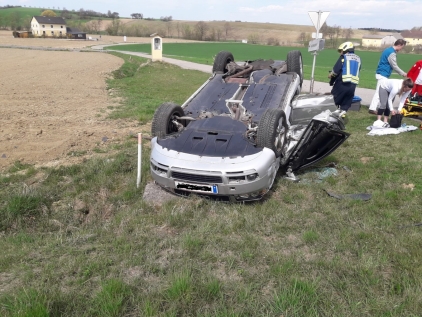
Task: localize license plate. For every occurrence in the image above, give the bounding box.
[175,181,218,194]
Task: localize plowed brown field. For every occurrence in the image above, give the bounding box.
[0,31,194,171]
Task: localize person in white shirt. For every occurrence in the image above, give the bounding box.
[368,39,407,114]
[375,78,413,127]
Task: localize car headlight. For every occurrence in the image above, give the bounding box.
[246,173,258,181]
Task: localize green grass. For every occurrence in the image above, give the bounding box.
[0,7,112,31]
[1,52,422,316]
[0,7,44,19]
[105,42,422,89]
[106,52,209,123]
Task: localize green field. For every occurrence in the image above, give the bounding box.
[106,42,422,89]
[0,7,46,18]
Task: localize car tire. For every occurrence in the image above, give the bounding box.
[287,50,303,87]
[256,108,288,157]
[151,102,185,138]
[212,51,234,74]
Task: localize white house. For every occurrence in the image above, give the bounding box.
[362,33,403,48]
[31,16,66,37]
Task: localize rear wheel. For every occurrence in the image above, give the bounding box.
[256,108,288,157]
[151,102,185,138]
[212,51,234,74]
[287,50,303,87]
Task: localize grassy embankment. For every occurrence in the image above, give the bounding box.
[1,52,422,316]
[106,42,422,90]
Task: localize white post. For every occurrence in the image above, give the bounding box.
[308,10,330,93]
[136,133,142,188]
[310,11,321,94]
[310,51,318,94]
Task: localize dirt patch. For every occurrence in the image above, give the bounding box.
[0,31,206,172]
[0,30,200,50]
[0,44,137,171]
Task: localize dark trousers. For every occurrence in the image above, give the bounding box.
[331,81,356,111]
[378,87,392,116]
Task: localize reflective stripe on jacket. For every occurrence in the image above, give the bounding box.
[342,53,361,84]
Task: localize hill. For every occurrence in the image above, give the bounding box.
[0,6,390,47]
[105,19,379,47]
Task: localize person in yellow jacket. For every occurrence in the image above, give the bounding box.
[328,42,361,117]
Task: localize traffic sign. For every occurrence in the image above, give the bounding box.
[308,11,330,32]
[312,32,323,39]
[308,10,330,94]
[308,39,325,52]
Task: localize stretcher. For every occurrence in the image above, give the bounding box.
[402,99,422,117]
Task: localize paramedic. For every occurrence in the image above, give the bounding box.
[375,78,413,127]
[328,41,361,117]
[368,39,407,114]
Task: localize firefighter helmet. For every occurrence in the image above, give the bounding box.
[338,42,354,52]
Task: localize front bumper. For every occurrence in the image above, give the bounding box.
[150,137,279,201]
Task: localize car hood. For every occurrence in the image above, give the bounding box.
[157,116,261,157]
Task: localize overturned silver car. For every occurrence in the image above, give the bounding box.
[150,50,349,202]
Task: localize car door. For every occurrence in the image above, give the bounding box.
[284,116,350,171]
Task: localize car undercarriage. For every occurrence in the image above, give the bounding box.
[149,50,349,201]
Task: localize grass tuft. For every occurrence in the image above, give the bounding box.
[90,279,131,317]
[1,288,49,317]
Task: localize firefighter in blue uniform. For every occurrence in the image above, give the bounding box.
[328,42,361,117]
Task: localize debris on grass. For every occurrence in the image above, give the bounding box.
[324,189,372,201]
[402,183,415,191]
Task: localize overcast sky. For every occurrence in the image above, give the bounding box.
[3,0,420,30]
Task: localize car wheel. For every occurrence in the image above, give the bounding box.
[151,102,185,138]
[256,108,288,157]
[212,51,234,74]
[287,50,303,87]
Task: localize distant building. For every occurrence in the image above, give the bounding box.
[66,27,87,40]
[30,16,66,38]
[362,34,384,47]
[401,30,422,46]
[362,33,403,48]
[12,31,32,38]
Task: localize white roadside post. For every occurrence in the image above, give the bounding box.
[136,133,142,188]
[308,11,330,93]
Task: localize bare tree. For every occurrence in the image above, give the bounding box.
[298,32,306,45]
[91,18,102,34]
[320,22,329,36]
[166,22,173,38]
[224,22,232,40]
[106,18,121,35]
[248,33,260,44]
[334,25,341,47]
[182,24,193,40]
[216,28,223,41]
[267,37,280,46]
[78,8,86,19]
[325,26,336,48]
[175,22,181,38]
[195,21,208,41]
[208,27,216,41]
[342,27,354,40]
